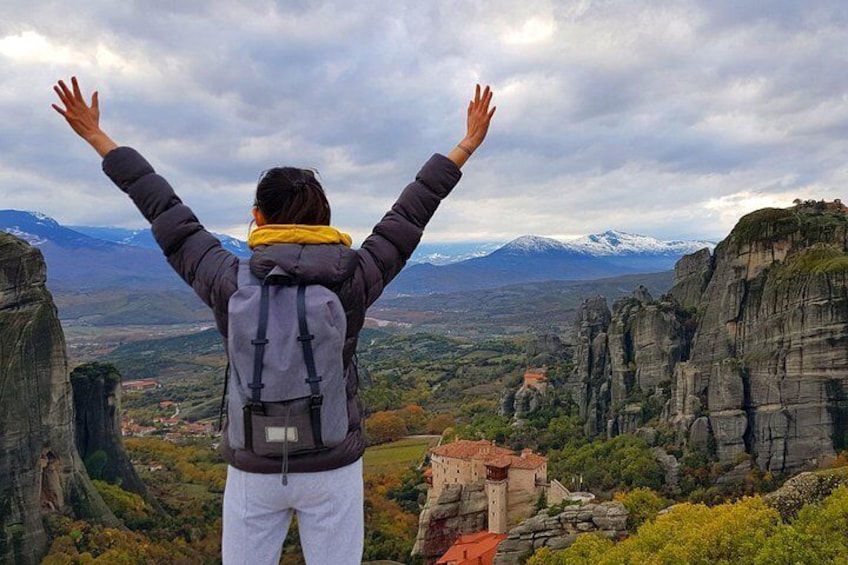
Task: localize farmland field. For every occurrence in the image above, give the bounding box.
[364,436,440,475]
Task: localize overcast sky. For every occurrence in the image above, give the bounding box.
[2,1,847,244]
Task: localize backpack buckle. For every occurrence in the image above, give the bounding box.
[309,395,323,408]
[246,401,265,414]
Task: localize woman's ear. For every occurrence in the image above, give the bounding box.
[252,207,267,226]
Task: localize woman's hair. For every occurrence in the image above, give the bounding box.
[254,167,331,225]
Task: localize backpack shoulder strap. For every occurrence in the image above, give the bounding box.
[248,282,271,405]
[297,284,325,449]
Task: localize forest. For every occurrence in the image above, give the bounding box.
[44,321,848,564]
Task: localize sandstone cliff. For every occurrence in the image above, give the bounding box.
[71,363,149,499]
[412,483,488,564]
[569,204,848,477]
[0,233,117,565]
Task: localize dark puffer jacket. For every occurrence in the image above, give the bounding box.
[102,147,462,473]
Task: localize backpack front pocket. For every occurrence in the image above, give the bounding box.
[243,397,327,457]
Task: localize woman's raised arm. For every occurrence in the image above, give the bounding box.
[52,76,118,157]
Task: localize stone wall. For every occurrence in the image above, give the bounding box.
[493,501,628,565]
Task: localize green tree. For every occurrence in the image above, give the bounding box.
[756,485,848,564]
[615,487,671,530]
[548,435,664,492]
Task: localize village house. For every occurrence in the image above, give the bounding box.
[521,370,548,393]
[427,439,570,534]
[436,531,506,565]
[122,379,161,392]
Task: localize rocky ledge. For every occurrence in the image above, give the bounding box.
[493,501,628,565]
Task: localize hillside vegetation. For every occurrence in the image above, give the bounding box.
[529,484,848,564]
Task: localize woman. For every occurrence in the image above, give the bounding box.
[53,76,495,564]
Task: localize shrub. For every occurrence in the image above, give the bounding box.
[614,487,672,530]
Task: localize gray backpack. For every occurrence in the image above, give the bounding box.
[225,260,349,476]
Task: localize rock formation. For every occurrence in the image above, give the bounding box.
[493,502,628,565]
[568,203,848,477]
[0,233,117,565]
[569,296,612,437]
[525,333,567,365]
[71,363,149,498]
[764,466,848,520]
[512,385,545,418]
[411,483,488,564]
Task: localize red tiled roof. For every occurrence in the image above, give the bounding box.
[436,531,507,565]
[509,452,546,470]
[524,371,547,381]
[484,456,512,469]
[432,440,547,470]
[431,439,513,461]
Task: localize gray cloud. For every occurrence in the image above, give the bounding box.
[2,0,848,244]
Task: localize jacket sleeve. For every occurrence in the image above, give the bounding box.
[101,146,239,335]
[356,153,462,308]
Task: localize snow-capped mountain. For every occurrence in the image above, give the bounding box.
[2,209,715,296]
[495,235,576,254]
[567,230,714,256]
[389,231,714,295]
[499,231,714,257]
[409,232,714,267]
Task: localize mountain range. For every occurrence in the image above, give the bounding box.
[0,210,252,291]
[389,232,714,294]
[0,209,713,297]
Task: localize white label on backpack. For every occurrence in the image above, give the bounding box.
[266,427,299,443]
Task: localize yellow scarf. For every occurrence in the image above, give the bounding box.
[248,224,353,250]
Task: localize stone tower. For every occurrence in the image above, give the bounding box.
[485,461,509,534]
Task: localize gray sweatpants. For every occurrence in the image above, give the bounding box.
[222,458,364,565]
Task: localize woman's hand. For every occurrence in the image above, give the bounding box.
[52,76,118,157]
[448,84,496,168]
[464,84,496,152]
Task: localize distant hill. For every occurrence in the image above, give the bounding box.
[409,241,505,265]
[389,232,713,295]
[0,210,184,292]
[0,210,249,292]
[1,210,710,325]
[372,270,675,336]
[70,225,250,258]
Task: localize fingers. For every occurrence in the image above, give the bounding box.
[53,85,69,107]
[469,85,494,121]
[71,76,82,99]
[53,82,71,102]
[57,79,74,101]
[51,103,68,117]
[91,91,99,111]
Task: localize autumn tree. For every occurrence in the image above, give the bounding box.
[365,411,408,444]
[397,404,428,435]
